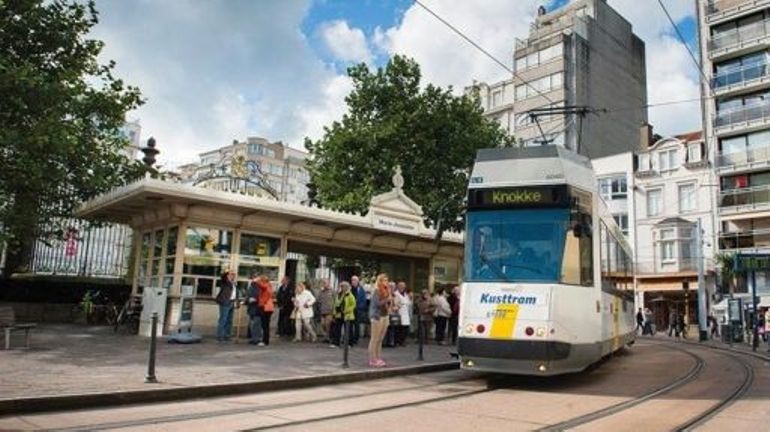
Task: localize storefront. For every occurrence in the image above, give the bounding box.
[77,172,464,335]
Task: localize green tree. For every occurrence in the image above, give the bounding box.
[0,0,144,274]
[305,55,512,235]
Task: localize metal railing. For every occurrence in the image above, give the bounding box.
[716,145,770,167]
[713,61,770,89]
[719,183,770,209]
[720,228,770,249]
[635,259,700,274]
[707,0,760,15]
[715,102,770,128]
[709,17,770,53]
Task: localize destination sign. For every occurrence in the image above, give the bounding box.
[468,185,570,209]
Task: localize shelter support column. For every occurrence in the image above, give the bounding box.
[130,229,142,296]
[278,234,288,281]
[171,221,187,297]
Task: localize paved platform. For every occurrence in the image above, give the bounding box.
[0,324,454,403]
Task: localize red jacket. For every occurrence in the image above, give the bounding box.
[257,280,274,312]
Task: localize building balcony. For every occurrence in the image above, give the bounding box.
[707,0,770,23]
[720,227,770,249]
[714,102,770,134]
[635,260,701,277]
[715,145,770,173]
[719,184,770,215]
[713,61,770,95]
[709,16,770,60]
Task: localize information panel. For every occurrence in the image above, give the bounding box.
[467,185,570,210]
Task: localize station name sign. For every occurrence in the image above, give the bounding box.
[468,185,569,209]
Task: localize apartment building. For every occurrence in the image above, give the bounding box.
[698,0,770,300]
[177,137,310,204]
[467,79,515,135]
[499,0,645,159]
[633,131,716,329]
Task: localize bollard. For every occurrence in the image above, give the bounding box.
[145,312,158,383]
[342,320,350,368]
[417,318,424,361]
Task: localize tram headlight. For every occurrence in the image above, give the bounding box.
[464,324,474,334]
[538,364,547,372]
[536,327,546,337]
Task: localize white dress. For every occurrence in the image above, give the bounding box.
[396,291,412,326]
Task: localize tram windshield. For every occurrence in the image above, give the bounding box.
[465,208,572,283]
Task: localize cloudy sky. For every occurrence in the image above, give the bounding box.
[92,0,700,167]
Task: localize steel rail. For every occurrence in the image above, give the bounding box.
[537,342,705,431]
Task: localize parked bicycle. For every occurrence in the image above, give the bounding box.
[71,290,120,326]
[114,296,142,334]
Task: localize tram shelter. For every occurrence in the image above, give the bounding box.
[76,171,463,335]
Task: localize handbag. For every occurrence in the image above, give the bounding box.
[389,313,401,326]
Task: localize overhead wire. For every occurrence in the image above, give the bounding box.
[656,0,714,98]
[412,0,555,104]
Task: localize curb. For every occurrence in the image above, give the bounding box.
[0,361,459,416]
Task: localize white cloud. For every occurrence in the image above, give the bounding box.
[319,20,373,64]
[607,0,702,136]
[375,0,702,135]
[91,0,351,167]
[374,0,543,89]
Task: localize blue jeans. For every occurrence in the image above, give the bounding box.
[249,314,263,343]
[217,303,234,340]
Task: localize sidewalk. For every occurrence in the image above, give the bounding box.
[0,324,456,413]
[643,332,770,360]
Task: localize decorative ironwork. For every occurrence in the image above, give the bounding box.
[192,153,279,199]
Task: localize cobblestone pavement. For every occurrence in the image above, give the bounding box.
[0,324,453,400]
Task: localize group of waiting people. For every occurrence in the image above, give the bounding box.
[214,269,461,367]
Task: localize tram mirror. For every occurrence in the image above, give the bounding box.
[573,224,586,238]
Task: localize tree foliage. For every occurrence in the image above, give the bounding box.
[0,0,144,272]
[305,55,512,234]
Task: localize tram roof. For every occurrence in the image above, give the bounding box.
[470,145,594,191]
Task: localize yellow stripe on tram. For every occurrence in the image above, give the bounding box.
[490,304,520,339]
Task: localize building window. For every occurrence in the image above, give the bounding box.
[515,72,563,101]
[492,90,502,107]
[660,229,675,262]
[687,143,701,163]
[638,153,651,171]
[659,149,679,171]
[514,42,563,71]
[598,176,627,201]
[647,188,662,216]
[678,183,696,213]
[613,214,629,235]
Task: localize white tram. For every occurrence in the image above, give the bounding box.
[458,146,635,376]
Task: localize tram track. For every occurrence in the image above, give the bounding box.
[675,349,755,432]
[541,340,757,432]
[536,342,706,431]
[44,371,485,432]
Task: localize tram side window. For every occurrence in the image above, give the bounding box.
[600,221,632,291]
[561,213,593,286]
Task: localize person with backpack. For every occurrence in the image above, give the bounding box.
[330,281,356,348]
